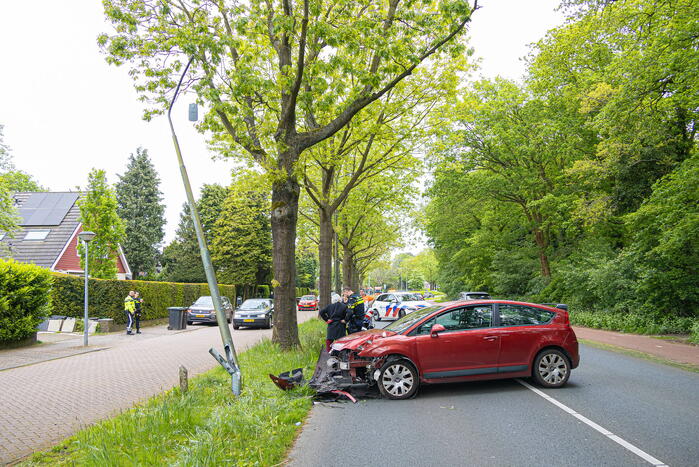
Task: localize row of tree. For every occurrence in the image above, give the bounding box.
[425,0,698,322]
[100,0,480,347]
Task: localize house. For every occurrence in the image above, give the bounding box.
[0,192,132,279]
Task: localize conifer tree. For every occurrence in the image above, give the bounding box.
[115,148,166,277]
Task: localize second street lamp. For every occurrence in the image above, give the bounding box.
[78,231,96,347]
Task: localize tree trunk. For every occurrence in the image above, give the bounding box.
[318,207,333,309]
[271,174,301,349]
[533,228,551,278]
[342,242,353,290]
[334,228,341,293]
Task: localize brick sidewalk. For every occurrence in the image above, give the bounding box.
[0,312,315,464]
[573,326,699,366]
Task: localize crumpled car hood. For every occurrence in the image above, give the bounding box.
[332,329,396,351]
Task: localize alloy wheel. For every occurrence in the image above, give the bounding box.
[381,363,415,398]
[537,353,569,386]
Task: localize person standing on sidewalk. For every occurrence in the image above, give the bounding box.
[124,291,136,335]
[133,291,144,334]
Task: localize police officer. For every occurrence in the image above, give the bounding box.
[133,291,144,334]
[124,290,136,335]
[319,299,350,352]
[344,287,365,334]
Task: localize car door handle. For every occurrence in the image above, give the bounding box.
[483,336,499,341]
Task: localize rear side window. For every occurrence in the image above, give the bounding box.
[376,294,388,301]
[499,305,555,326]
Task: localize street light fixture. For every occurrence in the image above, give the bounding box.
[78,231,96,347]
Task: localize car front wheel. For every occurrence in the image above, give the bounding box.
[373,309,381,321]
[532,349,571,388]
[378,359,419,400]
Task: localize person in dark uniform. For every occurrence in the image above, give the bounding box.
[134,291,144,334]
[319,299,350,352]
[344,287,365,334]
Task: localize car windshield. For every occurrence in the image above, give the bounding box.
[240,299,269,310]
[384,306,443,333]
[301,295,315,300]
[397,293,421,301]
[193,296,213,307]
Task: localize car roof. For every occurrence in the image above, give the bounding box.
[438,299,561,311]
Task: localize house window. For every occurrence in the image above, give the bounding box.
[25,230,51,241]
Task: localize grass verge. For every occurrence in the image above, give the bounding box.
[579,338,699,374]
[22,319,326,466]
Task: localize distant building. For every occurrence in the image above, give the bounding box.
[0,192,131,280]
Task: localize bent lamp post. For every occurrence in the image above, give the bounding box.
[167,58,242,395]
[78,231,96,347]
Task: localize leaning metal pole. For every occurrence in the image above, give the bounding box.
[167,57,242,395]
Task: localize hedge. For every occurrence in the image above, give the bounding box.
[51,273,237,325]
[0,259,52,343]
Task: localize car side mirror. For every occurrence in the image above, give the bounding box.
[430,324,446,338]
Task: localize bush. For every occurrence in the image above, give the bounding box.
[0,259,53,343]
[50,273,236,325]
[570,309,698,335]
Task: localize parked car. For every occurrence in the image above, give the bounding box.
[329,300,579,400]
[298,295,319,311]
[233,298,274,329]
[458,291,491,301]
[187,296,234,325]
[369,292,432,321]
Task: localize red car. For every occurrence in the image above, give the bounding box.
[298,295,319,312]
[329,300,579,400]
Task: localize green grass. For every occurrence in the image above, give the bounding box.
[23,319,326,466]
[579,338,699,374]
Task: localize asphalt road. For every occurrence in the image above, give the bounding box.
[288,321,699,467]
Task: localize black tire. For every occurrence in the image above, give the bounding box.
[227,313,231,324]
[233,325,240,330]
[373,309,381,321]
[377,359,419,400]
[398,309,406,319]
[187,321,192,325]
[532,349,571,388]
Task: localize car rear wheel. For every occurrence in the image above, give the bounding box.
[378,359,419,400]
[373,309,381,321]
[187,321,192,325]
[398,309,405,319]
[532,349,571,388]
[233,324,239,330]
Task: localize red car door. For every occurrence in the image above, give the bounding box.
[496,303,556,372]
[414,305,500,378]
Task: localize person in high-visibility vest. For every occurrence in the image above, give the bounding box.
[344,287,365,334]
[124,290,136,335]
[134,291,144,334]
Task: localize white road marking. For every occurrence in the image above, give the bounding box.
[516,379,669,467]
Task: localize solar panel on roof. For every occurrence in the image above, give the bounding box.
[18,192,79,226]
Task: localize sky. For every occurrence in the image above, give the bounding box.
[0,0,564,245]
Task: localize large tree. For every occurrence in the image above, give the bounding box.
[302,60,462,308]
[161,184,227,283]
[116,147,166,277]
[101,0,478,348]
[211,172,272,288]
[78,169,126,279]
